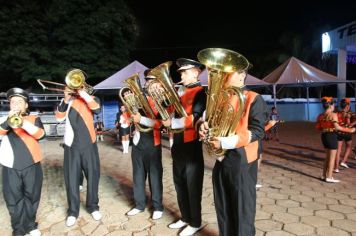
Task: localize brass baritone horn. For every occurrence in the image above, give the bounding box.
[119,74,156,132]
[197,48,250,156]
[37,68,93,94]
[7,111,23,128]
[146,61,187,120]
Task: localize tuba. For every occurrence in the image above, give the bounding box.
[37,68,93,94]
[197,48,250,156]
[145,61,187,120]
[7,111,23,128]
[119,74,155,132]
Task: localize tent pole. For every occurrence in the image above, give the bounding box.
[273,84,277,108]
[354,82,356,112]
[101,96,105,125]
[306,87,310,121]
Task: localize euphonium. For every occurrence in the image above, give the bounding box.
[119,73,155,132]
[145,61,187,120]
[7,111,23,128]
[197,48,250,156]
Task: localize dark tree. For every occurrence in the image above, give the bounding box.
[0,0,139,91]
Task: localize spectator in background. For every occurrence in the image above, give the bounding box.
[94,116,104,142]
[119,105,131,153]
[316,97,355,183]
[335,98,352,172]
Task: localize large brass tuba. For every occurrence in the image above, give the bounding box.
[197,48,250,156]
[145,61,187,120]
[119,73,155,132]
[37,68,93,94]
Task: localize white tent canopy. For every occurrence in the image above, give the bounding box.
[263,57,341,86]
[94,60,148,90]
[262,57,350,119]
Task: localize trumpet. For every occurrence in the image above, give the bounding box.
[37,69,93,95]
[7,111,24,128]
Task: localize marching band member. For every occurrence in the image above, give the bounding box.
[55,85,102,227]
[119,105,131,153]
[0,88,45,236]
[199,68,267,236]
[126,70,164,220]
[162,59,206,236]
[335,98,352,171]
[316,97,355,183]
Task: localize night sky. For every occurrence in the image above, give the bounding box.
[127,0,356,78]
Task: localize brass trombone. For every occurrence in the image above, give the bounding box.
[37,69,93,94]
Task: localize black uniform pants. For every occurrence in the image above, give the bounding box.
[2,163,43,236]
[212,150,258,236]
[64,143,100,217]
[131,140,163,211]
[171,140,204,227]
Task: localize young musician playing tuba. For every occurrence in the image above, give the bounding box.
[199,49,267,236]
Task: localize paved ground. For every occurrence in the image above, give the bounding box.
[0,122,356,236]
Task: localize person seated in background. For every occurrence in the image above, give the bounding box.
[265,106,280,141]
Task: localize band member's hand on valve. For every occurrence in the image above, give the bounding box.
[162,118,171,127]
[208,137,222,150]
[199,121,209,140]
[131,112,141,124]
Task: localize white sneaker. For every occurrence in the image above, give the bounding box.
[326,177,341,183]
[334,169,340,173]
[340,162,349,168]
[179,225,203,236]
[168,219,187,229]
[66,216,77,227]
[152,210,163,220]
[256,184,263,188]
[126,208,143,216]
[91,211,102,221]
[29,229,42,236]
[79,185,83,191]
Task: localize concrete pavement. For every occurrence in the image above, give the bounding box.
[0,128,355,235]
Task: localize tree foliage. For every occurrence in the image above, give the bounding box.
[0,0,138,91]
